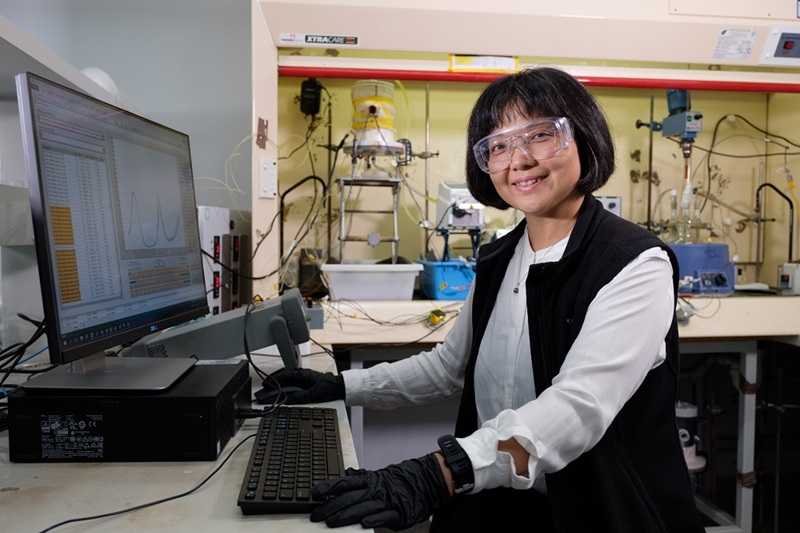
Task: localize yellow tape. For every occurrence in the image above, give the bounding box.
[352,96,394,106]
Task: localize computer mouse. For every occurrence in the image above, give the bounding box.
[254,385,305,404]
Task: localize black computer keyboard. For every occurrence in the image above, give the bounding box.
[237,406,345,515]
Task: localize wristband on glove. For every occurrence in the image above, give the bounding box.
[437,434,474,494]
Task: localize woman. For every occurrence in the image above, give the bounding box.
[267,66,705,532]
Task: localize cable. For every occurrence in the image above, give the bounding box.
[236,404,282,420]
[1,345,48,372]
[250,208,282,262]
[727,113,800,149]
[313,308,460,351]
[424,204,458,261]
[756,182,795,262]
[397,169,429,226]
[278,96,332,178]
[310,338,336,359]
[696,113,800,213]
[17,313,43,327]
[317,300,463,349]
[683,294,723,320]
[194,132,258,223]
[240,206,283,282]
[324,131,349,260]
[241,300,269,382]
[278,180,331,293]
[1,315,49,392]
[279,113,325,162]
[238,298,291,412]
[36,434,257,533]
[707,203,739,261]
[200,248,267,281]
[279,175,327,266]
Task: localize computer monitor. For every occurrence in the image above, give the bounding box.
[16,72,209,390]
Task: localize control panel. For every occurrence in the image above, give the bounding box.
[761,26,800,66]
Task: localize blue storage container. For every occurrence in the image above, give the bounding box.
[418,259,476,300]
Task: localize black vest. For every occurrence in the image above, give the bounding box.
[454,195,705,533]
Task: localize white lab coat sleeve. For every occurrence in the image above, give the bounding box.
[341,288,475,409]
[458,248,674,492]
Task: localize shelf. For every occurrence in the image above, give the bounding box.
[0,13,114,101]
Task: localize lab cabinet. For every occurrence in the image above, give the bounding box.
[252,5,800,532]
[252,2,800,299]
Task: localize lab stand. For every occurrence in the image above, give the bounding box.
[337,176,402,263]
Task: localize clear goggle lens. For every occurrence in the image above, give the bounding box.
[473,117,573,174]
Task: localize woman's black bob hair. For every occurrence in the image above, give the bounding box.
[465,66,616,209]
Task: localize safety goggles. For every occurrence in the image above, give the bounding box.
[472,117,574,174]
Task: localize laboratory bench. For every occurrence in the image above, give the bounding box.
[312,294,800,533]
[1,294,797,533]
[0,353,365,533]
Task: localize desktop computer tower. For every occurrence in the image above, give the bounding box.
[8,360,251,462]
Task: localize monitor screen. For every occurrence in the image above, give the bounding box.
[16,72,209,389]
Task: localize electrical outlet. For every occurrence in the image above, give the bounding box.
[259,157,277,198]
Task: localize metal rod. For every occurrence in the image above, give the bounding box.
[774,364,782,533]
[327,98,333,261]
[695,190,757,220]
[646,96,654,231]
[392,180,400,263]
[340,236,399,243]
[756,163,764,281]
[339,179,346,261]
[345,209,396,214]
[425,83,431,253]
[756,182,795,263]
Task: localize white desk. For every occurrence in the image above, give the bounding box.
[0,353,364,533]
[312,295,800,533]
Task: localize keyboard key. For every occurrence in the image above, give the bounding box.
[238,406,345,515]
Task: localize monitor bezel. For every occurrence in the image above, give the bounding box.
[16,71,210,367]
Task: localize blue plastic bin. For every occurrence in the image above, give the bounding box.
[418,259,476,300]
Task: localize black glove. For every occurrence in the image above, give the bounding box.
[310,453,451,530]
[256,367,345,405]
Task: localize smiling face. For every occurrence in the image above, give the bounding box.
[465,69,616,219]
[487,112,584,223]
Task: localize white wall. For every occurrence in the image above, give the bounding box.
[0,0,251,347]
[0,0,252,211]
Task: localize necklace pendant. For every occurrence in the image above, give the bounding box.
[513,287,519,294]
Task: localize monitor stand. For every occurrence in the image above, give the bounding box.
[21,353,195,391]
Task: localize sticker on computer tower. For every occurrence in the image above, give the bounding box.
[38,413,105,460]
